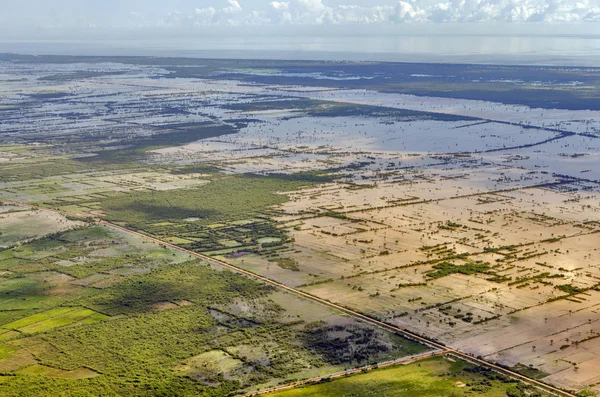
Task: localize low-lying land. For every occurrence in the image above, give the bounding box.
[0,54,599,396]
[267,355,552,397]
[0,212,426,396]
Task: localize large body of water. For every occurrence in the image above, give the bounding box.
[1,33,599,67]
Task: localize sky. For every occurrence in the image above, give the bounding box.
[1,0,599,32]
[1,1,599,68]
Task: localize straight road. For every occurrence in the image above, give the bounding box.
[100,219,576,397]
[0,198,577,397]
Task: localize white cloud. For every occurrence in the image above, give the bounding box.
[390,1,426,22]
[417,0,600,23]
[245,0,600,25]
[222,0,242,14]
[160,0,244,26]
[18,0,600,29]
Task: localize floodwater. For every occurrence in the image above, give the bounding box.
[1,32,600,67]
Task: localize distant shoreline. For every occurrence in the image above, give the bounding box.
[1,34,599,67]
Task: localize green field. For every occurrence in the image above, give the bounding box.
[268,356,549,397]
[0,220,427,396]
[100,172,331,226]
[88,171,333,258]
[3,307,77,330]
[16,308,107,334]
[1,54,593,397]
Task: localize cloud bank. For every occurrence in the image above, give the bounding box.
[1,0,599,32]
[180,0,600,26]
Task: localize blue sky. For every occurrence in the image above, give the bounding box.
[1,0,599,31]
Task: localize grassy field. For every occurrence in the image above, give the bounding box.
[267,356,549,397]
[93,172,333,258]
[0,215,427,396]
[100,172,331,226]
[1,54,597,396]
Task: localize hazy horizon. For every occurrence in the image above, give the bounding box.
[3,1,599,66]
[2,29,600,67]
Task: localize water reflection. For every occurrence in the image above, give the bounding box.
[1,34,599,66]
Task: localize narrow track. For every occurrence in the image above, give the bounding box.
[0,199,578,397]
[99,220,577,397]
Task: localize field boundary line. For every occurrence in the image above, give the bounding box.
[100,220,576,397]
[0,198,578,397]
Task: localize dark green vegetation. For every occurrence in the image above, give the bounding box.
[299,323,425,364]
[427,262,492,279]
[0,123,236,183]
[100,173,326,226]
[0,225,184,314]
[92,172,331,256]
[225,98,474,122]
[0,223,426,396]
[510,364,550,381]
[37,71,128,81]
[81,123,237,165]
[267,355,550,397]
[556,284,586,295]
[0,155,100,183]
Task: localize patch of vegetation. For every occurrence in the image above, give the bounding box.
[81,261,272,313]
[38,71,126,81]
[0,157,97,183]
[267,356,550,397]
[100,173,319,226]
[227,98,475,122]
[511,363,549,380]
[487,275,512,283]
[427,262,491,279]
[81,123,236,165]
[274,258,300,272]
[0,222,425,396]
[556,284,585,295]
[170,163,222,175]
[300,322,427,365]
[322,211,355,221]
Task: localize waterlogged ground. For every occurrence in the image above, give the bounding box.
[0,55,599,395]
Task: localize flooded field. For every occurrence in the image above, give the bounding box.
[0,55,598,396]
